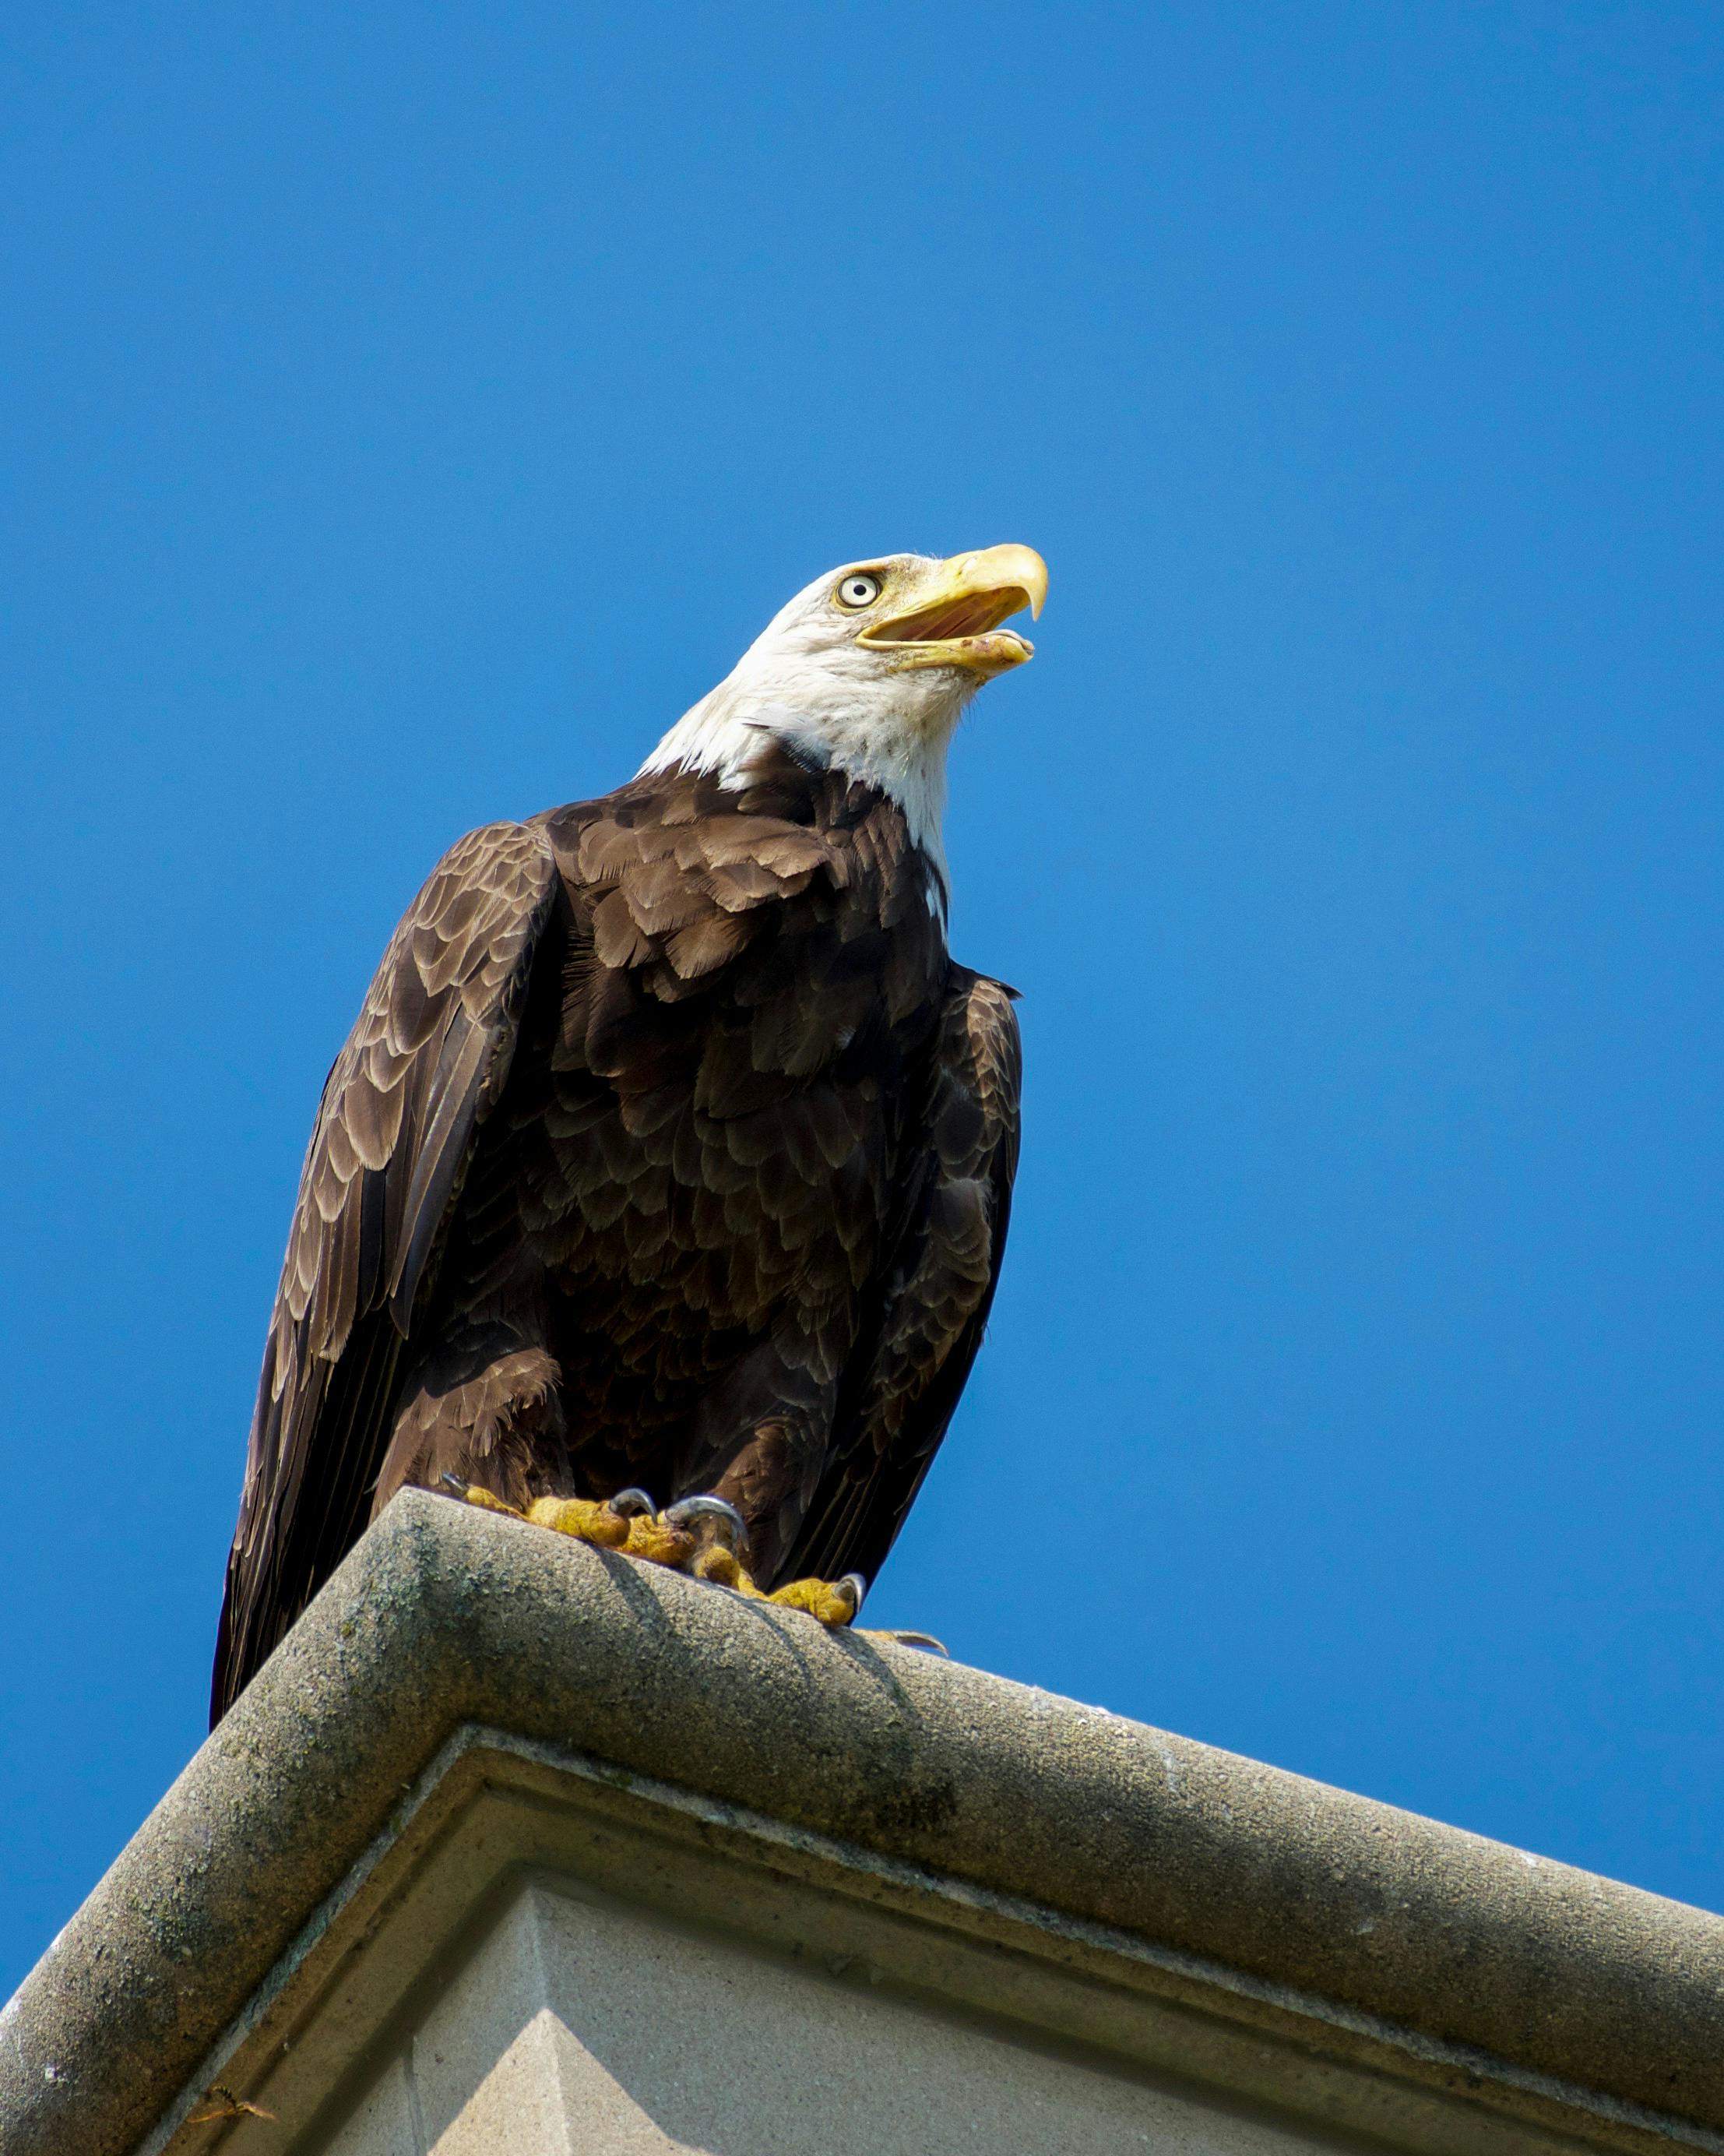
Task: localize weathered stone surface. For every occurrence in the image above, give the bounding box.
[385,1879,1343,2155]
[3,1488,1722,2156]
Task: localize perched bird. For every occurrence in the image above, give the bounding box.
[211,545,1042,1724]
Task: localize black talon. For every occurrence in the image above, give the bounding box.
[665,1494,748,1548]
[836,1572,867,1620]
[439,1471,470,1497]
[883,1630,949,1657]
[607,1488,656,1519]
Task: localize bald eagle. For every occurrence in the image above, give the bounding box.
[212,546,1042,1724]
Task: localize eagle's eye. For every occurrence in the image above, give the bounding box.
[835,572,883,611]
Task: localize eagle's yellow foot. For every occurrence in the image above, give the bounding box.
[440,1478,695,1568]
[443,1478,523,1520]
[696,1547,865,1627]
[766,1572,867,1626]
[665,1495,763,1593]
[664,1498,864,1627]
[523,1494,631,1548]
[615,1505,699,1567]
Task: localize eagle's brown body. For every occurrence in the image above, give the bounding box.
[213,744,1021,1722]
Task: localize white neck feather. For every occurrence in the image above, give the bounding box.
[639,664,969,877]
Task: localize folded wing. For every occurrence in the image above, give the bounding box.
[785,969,1022,1590]
[210,822,561,1722]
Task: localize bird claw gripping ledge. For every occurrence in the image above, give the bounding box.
[440,1475,695,1568]
[665,1494,867,1628]
[438,1474,946,1651]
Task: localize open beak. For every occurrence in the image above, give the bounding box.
[857,544,1048,677]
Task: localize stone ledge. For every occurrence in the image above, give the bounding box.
[4,1488,1722,2155]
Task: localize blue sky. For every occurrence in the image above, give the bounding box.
[3,5,1721,1996]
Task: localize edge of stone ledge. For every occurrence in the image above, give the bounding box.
[5,1487,1723,2156]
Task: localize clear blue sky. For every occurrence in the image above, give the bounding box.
[3,5,1720,1997]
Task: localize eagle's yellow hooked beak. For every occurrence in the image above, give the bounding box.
[857,544,1048,676]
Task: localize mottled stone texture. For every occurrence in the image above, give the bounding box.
[4,1489,1724,2156]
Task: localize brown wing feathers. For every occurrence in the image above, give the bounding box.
[785,970,1022,1588]
[211,823,561,1721]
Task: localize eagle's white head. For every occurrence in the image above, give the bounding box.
[641,545,1048,866]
